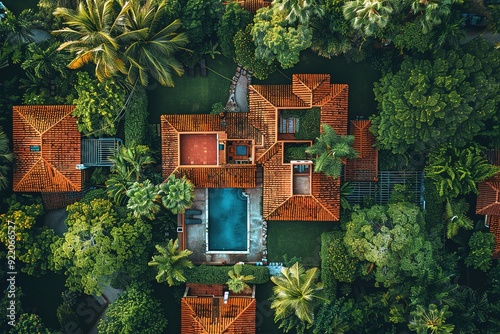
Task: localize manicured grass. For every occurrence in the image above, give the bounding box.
[253,50,381,120]
[147,56,236,123]
[267,221,335,267]
[3,0,38,15]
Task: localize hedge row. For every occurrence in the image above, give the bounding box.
[124,86,148,146]
[184,264,270,284]
[320,232,338,299]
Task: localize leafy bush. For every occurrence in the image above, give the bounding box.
[184,264,269,284]
[322,231,358,284]
[234,25,276,80]
[124,86,148,146]
[81,188,108,203]
[284,143,308,162]
[73,72,126,137]
[320,232,338,299]
[465,232,495,272]
[211,102,225,115]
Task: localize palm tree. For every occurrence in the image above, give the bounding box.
[126,180,160,220]
[0,128,13,191]
[444,198,473,239]
[226,264,255,293]
[148,239,194,286]
[270,262,326,332]
[271,0,325,25]
[21,41,71,79]
[106,145,155,205]
[305,124,358,178]
[52,0,130,81]
[120,0,188,87]
[343,0,394,36]
[158,175,195,214]
[408,304,455,334]
[0,9,39,46]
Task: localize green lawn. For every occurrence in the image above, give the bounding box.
[3,0,38,15]
[253,49,381,119]
[147,56,237,122]
[267,221,336,267]
[147,50,381,123]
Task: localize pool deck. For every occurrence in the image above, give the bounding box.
[181,187,266,264]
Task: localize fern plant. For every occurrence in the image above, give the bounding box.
[425,145,499,199]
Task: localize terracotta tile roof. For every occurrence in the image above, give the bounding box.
[12,105,82,192]
[262,143,340,221]
[345,120,378,181]
[181,284,256,334]
[174,166,256,188]
[476,173,500,216]
[161,74,347,222]
[223,0,271,12]
[487,215,500,259]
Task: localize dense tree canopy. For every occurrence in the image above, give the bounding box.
[371,38,500,154]
[217,0,252,59]
[252,7,312,69]
[97,283,168,334]
[344,202,437,287]
[51,198,152,295]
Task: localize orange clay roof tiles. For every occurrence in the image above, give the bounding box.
[181,297,256,334]
[345,120,378,182]
[13,105,82,192]
[487,215,500,259]
[476,173,500,216]
[161,74,347,222]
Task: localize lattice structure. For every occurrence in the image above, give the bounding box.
[345,120,378,182]
[12,105,82,193]
[181,284,256,334]
[346,171,425,207]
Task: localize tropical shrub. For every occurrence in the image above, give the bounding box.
[73,72,126,136]
[124,86,148,146]
[217,0,252,59]
[148,239,194,286]
[321,231,358,284]
[234,25,276,80]
[465,232,495,272]
[425,145,499,199]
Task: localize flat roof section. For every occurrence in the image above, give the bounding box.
[180,134,218,166]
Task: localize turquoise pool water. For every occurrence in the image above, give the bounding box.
[208,188,248,252]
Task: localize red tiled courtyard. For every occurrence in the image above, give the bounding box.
[179,134,218,166]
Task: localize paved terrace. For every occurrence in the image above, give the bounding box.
[181,188,266,264]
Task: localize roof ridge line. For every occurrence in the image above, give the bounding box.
[42,159,81,191]
[249,85,274,107]
[16,109,42,136]
[224,298,256,332]
[264,195,293,220]
[13,157,43,191]
[310,193,339,221]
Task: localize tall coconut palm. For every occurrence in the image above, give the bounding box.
[305,124,358,179]
[119,0,188,87]
[226,264,255,293]
[271,262,326,332]
[272,0,325,25]
[148,239,194,286]
[158,175,195,214]
[52,0,130,81]
[0,128,13,191]
[343,0,394,36]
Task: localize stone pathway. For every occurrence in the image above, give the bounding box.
[225,65,251,112]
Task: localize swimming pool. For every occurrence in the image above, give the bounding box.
[207,188,249,253]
